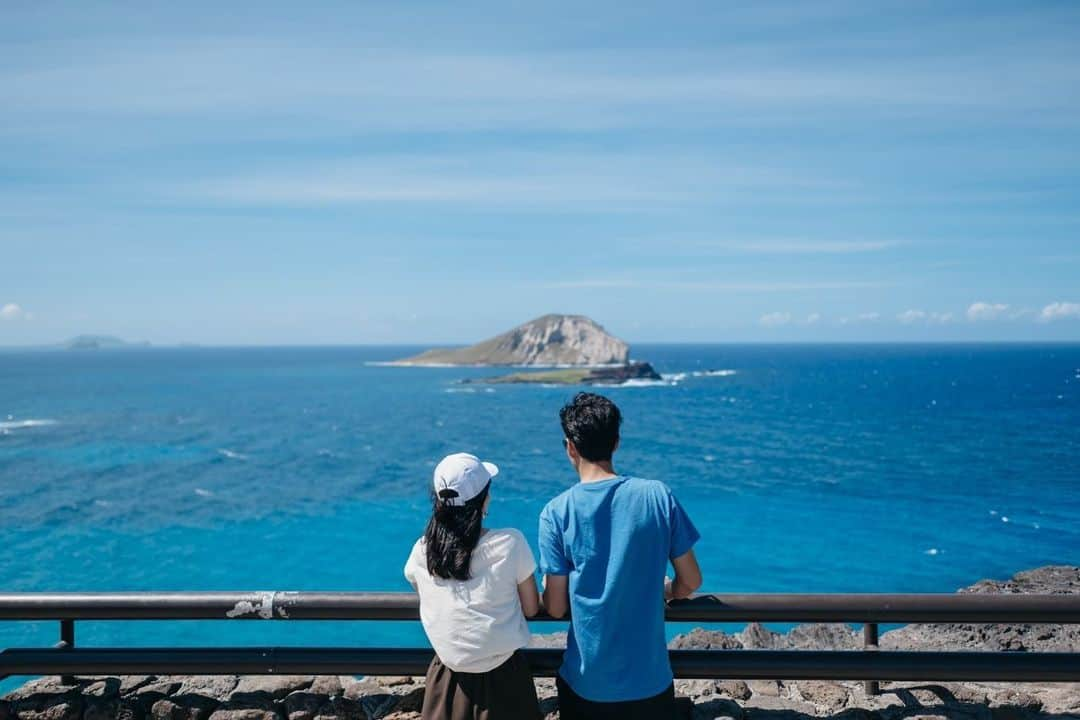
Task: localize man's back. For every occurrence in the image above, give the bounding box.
[539,475,699,702]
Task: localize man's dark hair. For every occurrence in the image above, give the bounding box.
[559,392,622,462]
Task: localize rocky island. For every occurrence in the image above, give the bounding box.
[394,314,661,385]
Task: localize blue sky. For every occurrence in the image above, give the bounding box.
[1,1,1078,345]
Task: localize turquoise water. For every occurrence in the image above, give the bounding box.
[1,344,1078,681]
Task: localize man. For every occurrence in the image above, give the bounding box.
[539,392,702,719]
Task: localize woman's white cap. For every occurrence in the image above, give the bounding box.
[433,452,498,506]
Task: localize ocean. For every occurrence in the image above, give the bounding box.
[1,343,1078,682]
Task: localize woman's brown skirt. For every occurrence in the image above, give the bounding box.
[421,650,542,720]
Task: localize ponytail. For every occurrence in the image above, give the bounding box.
[424,482,490,580]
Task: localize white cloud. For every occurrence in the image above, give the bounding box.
[0,303,25,320]
[1038,301,1080,322]
[898,309,954,325]
[806,313,822,324]
[759,312,792,327]
[857,312,881,322]
[897,309,927,324]
[966,301,1009,321]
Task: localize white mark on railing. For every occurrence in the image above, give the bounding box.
[275,592,295,618]
[225,591,276,619]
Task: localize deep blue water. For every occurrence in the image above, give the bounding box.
[1,343,1078,685]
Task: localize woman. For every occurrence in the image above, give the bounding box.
[404,452,542,720]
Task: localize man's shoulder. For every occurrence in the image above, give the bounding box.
[540,487,575,517]
[620,476,672,497]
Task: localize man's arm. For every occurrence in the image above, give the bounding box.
[665,548,702,601]
[542,574,569,618]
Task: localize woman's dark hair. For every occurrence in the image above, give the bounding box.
[560,392,622,462]
[424,482,490,580]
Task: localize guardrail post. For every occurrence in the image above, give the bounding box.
[863,622,879,695]
[58,619,75,685]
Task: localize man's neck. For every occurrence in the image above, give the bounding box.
[578,461,618,484]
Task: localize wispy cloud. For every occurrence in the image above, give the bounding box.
[1038,301,1080,322]
[176,151,847,210]
[705,240,898,254]
[0,303,27,320]
[537,279,890,292]
[6,38,1078,136]
[759,312,792,327]
[898,309,954,325]
[966,301,1010,321]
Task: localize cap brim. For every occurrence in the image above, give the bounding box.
[482,461,499,479]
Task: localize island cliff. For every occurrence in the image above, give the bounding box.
[395,314,629,367]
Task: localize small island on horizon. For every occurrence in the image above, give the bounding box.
[392,314,663,385]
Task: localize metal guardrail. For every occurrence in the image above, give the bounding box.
[2,591,1079,623]
[1,592,1079,693]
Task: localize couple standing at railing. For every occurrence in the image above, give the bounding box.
[404,392,703,720]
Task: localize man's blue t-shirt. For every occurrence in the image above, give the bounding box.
[538,475,700,702]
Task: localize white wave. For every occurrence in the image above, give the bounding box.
[218,448,249,460]
[661,372,687,382]
[194,488,214,497]
[595,378,678,388]
[691,369,737,377]
[0,418,58,431]
[703,455,716,462]
[444,387,477,393]
[924,548,942,556]
[1001,516,1010,523]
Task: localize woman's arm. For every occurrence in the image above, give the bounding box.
[517,575,540,618]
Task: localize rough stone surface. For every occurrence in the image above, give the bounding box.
[396,314,630,366]
[3,566,1078,720]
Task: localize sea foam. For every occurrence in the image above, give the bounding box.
[0,419,58,432]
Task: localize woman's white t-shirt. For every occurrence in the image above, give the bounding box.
[404,528,537,673]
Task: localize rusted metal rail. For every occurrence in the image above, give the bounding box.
[1,591,1078,688]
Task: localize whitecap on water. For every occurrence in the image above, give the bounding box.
[596,378,679,388]
[691,369,737,378]
[218,448,248,460]
[924,548,942,556]
[0,418,58,431]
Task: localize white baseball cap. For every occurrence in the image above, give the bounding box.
[433,452,498,506]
